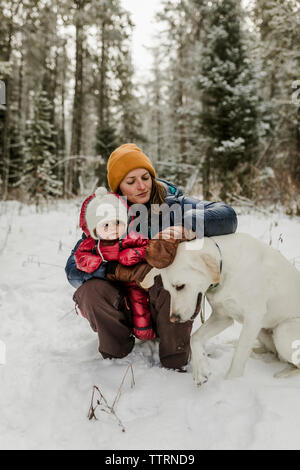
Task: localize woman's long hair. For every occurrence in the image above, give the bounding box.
[149,176,167,205]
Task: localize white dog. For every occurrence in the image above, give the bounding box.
[141,233,300,385]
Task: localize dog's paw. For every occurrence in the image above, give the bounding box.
[192,363,211,386]
[194,373,209,387]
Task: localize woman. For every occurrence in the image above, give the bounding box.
[65,143,238,370]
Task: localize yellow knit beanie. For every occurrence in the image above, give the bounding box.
[107,143,156,192]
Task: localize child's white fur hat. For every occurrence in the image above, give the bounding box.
[86,187,128,239]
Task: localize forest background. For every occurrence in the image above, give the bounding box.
[0,0,299,212]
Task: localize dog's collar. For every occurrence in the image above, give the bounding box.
[207,238,223,292]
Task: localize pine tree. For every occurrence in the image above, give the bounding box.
[155,0,193,167]
[0,0,23,199]
[253,0,300,194]
[90,0,143,183]
[94,125,118,186]
[199,0,260,199]
[145,0,208,189]
[115,49,144,143]
[22,90,62,202]
[67,0,88,196]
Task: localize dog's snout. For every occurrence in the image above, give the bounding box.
[170,313,181,323]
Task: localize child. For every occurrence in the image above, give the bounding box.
[74,187,156,341]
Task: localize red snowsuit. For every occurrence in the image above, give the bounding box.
[74,193,156,341]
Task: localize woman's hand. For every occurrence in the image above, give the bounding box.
[153,225,196,241]
[153,225,184,240]
[146,226,194,269]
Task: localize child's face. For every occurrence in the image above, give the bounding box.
[96,220,126,240]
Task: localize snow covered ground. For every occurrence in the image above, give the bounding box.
[0,199,300,450]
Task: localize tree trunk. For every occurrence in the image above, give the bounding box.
[98,18,107,131]
[156,87,162,162]
[178,30,186,163]
[61,44,67,197]
[18,52,24,131]
[1,17,13,200]
[154,58,162,161]
[68,1,84,196]
[295,104,300,186]
[202,152,211,199]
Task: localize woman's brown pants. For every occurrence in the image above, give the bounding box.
[73,276,193,369]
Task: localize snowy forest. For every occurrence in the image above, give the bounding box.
[1,0,300,452]
[0,0,299,208]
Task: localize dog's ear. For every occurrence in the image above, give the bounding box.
[140,267,161,289]
[202,254,220,284]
